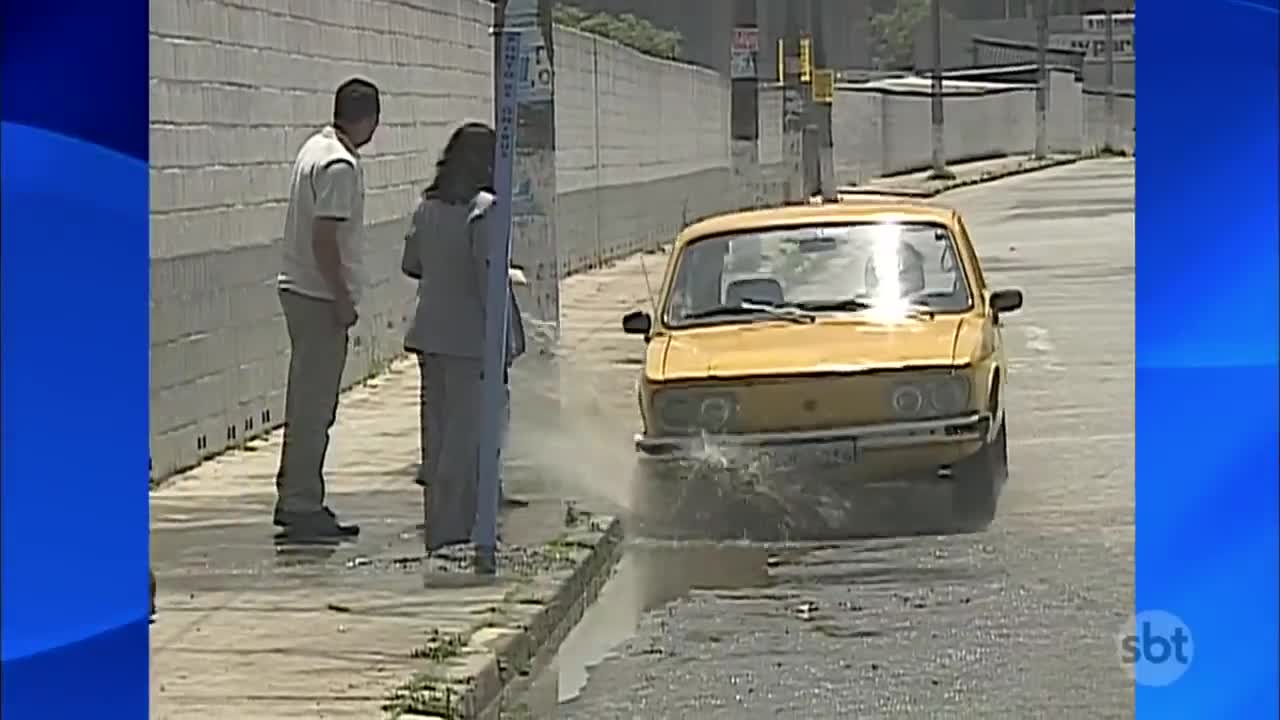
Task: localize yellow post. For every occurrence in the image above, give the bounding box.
[799,36,812,83]
[812,69,834,104]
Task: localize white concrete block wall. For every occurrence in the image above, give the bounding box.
[1048,70,1085,154]
[834,85,1057,181]
[758,87,783,166]
[551,28,736,270]
[878,94,934,174]
[1084,93,1136,154]
[832,90,884,183]
[877,89,1038,176]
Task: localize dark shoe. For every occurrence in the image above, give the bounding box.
[501,494,530,508]
[273,505,349,527]
[274,507,360,539]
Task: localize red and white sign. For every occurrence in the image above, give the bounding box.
[731,27,759,79]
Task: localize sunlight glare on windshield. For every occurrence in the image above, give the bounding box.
[869,222,908,314]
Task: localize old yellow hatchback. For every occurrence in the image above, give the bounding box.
[621,197,1023,537]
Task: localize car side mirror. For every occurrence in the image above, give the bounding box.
[622,310,652,336]
[990,289,1024,314]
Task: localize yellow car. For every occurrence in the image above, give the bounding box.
[621,196,1023,537]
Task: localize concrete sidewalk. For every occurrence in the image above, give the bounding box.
[149,153,1084,719]
[149,358,623,718]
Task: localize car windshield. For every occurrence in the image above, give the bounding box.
[664,221,972,327]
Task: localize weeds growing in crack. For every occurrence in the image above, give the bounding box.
[409,629,467,662]
[383,676,462,719]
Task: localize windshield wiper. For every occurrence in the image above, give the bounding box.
[796,298,936,319]
[899,305,936,320]
[795,298,875,312]
[740,301,818,323]
[681,302,816,324]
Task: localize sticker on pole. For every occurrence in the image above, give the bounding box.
[812,69,834,104]
[519,31,553,103]
[512,160,541,216]
[731,27,759,80]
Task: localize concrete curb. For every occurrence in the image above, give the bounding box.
[385,514,624,719]
[920,155,1082,197]
[852,155,1082,199]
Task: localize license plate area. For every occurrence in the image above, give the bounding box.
[763,440,860,469]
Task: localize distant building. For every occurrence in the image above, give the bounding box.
[1051,12,1134,60]
[912,8,1135,92]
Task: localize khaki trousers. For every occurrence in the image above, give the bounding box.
[274,289,348,515]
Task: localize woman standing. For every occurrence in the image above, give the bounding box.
[401,123,526,551]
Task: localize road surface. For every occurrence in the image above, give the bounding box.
[541,159,1136,719]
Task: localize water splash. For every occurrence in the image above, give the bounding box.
[506,317,641,511]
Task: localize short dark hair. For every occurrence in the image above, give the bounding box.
[333,78,380,125]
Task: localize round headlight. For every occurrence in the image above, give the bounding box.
[655,392,735,434]
[699,397,733,432]
[657,394,698,431]
[891,385,925,415]
[930,377,970,414]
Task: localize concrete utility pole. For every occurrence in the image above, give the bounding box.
[1103,0,1117,151]
[799,2,818,197]
[730,0,762,210]
[493,0,559,338]
[928,0,954,180]
[477,0,559,575]
[1034,0,1049,158]
[810,0,836,199]
[781,0,805,202]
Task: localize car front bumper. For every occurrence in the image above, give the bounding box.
[634,412,992,481]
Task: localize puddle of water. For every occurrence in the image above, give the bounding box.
[552,541,776,704]
[544,532,992,709]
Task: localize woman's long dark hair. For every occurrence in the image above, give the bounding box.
[423,122,496,204]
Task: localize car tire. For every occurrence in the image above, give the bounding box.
[950,418,1008,533]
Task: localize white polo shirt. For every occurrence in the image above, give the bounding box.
[277,126,367,305]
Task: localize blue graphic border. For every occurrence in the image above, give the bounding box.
[1,0,150,718]
[1138,0,1278,717]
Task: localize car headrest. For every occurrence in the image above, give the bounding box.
[725,277,784,306]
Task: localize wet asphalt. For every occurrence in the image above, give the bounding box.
[546,160,1136,719]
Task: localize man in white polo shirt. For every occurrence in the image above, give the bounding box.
[273,78,380,541]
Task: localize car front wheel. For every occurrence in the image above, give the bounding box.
[949,418,1008,532]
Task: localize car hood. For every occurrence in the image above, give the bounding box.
[656,316,967,381]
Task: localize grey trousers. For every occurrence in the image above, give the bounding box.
[418,354,513,550]
[275,289,348,515]
[419,353,483,550]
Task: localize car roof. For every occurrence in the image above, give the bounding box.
[676,197,958,249]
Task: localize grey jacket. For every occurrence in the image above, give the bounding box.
[401,191,526,367]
